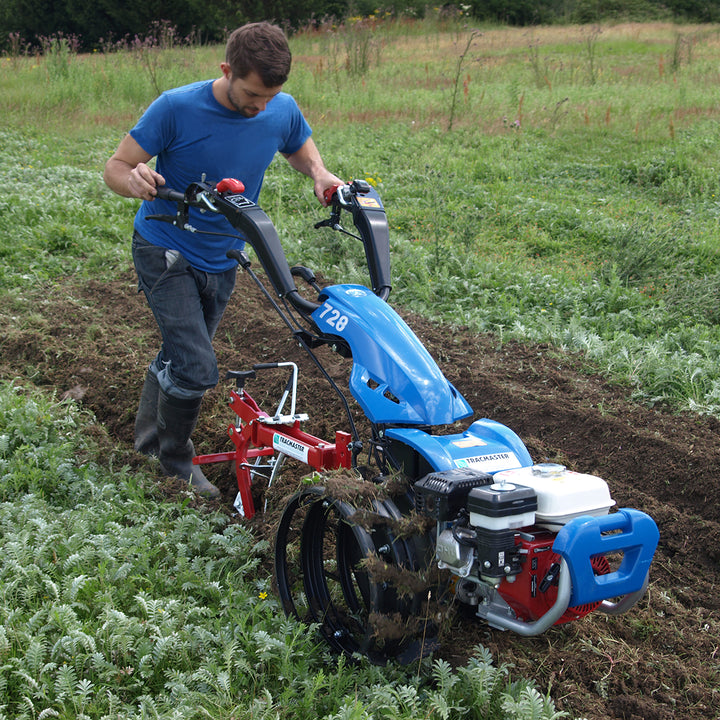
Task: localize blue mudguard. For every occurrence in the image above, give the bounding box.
[385,418,533,473]
[552,509,660,607]
[312,284,473,425]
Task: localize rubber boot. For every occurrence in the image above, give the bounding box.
[134,369,160,456]
[156,389,221,499]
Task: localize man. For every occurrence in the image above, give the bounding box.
[104,22,343,499]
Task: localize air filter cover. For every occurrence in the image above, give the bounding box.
[414,468,493,521]
[467,483,538,531]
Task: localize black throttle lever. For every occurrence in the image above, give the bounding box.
[314,216,339,230]
[314,206,342,231]
[314,183,344,231]
[314,180,372,241]
[146,186,192,229]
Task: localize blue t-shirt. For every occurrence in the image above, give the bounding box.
[131,79,312,272]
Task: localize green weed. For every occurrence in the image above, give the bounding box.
[8,18,718,718]
[6,19,720,415]
[0,381,563,719]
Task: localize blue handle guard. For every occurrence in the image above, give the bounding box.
[552,508,659,607]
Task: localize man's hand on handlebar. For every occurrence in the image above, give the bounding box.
[314,173,345,207]
[128,162,166,202]
[323,183,343,206]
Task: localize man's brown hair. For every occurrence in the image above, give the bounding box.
[225,22,292,87]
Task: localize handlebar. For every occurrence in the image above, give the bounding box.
[146,177,392,319]
[323,184,343,206]
[155,186,185,203]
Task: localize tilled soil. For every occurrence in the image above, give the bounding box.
[3,267,719,720]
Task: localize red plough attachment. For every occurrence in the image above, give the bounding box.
[193,369,352,518]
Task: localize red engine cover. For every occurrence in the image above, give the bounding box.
[498,530,610,625]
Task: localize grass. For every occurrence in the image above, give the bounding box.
[3,14,720,718]
[0,381,564,719]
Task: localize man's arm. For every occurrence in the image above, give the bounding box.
[104,134,165,202]
[283,137,343,206]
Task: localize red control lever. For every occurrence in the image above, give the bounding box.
[323,184,342,205]
[216,178,246,194]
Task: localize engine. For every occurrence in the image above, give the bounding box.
[414,463,618,629]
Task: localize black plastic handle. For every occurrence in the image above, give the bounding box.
[155,186,185,202]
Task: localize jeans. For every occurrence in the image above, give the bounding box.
[132,231,237,398]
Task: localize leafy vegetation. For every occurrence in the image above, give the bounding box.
[3,17,720,718]
[3,18,720,409]
[0,382,565,718]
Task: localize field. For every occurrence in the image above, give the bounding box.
[2,17,720,720]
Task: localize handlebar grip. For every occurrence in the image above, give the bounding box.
[155,186,185,202]
[253,363,280,370]
[323,184,342,205]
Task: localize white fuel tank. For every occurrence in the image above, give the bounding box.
[492,463,616,530]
